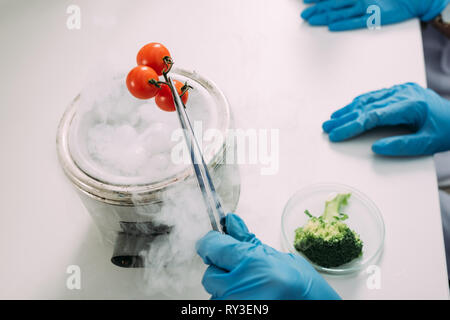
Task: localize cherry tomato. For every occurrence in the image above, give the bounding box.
[155,80,189,112]
[126,65,160,99]
[136,43,171,76]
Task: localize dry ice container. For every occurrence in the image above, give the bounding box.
[56,68,240,267]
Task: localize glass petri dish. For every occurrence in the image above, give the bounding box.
[281,183,385,274]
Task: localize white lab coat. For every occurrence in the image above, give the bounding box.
[422,24,450,279]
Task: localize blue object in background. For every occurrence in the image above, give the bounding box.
[301,0,449,31]
[322,83,450,156]
[196,213,341,300]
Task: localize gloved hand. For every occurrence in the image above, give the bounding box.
[322,83,450,156]
[301,0,449,31]
[196,213,341,300]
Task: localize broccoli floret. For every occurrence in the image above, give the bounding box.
[294,193,363,268]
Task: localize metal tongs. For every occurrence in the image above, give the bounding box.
[162,73,225,233]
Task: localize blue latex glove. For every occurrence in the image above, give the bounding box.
[301,0,449,31]
[322,83,450,156]
[196,213,341,300]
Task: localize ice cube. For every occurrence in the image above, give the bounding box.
[148,153,170,171]
[140,122,175,155]
[114,124,138,146]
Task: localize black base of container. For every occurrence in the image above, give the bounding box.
[111,222,171,268]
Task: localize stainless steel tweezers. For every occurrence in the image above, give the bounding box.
[163,74,225,233]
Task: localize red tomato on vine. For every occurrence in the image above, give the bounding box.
[155,80,189,112]
[126,65,160,99]
[137,43,171,76]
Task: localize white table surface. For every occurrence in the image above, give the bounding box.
[0,0,448,299]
